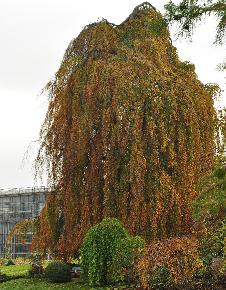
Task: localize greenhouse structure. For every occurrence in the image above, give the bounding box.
[0,187,49,257]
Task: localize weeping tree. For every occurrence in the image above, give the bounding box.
[32,2,217,259]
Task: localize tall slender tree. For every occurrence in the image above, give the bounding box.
[33,2,217,259]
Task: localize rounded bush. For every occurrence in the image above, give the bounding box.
[81,218,145,286]
[4,259,15,266]
[45,261,71,283]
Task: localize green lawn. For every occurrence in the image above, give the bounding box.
[0,278,94,290]
[0,265,110,289]
[1,264,31,276]
[0,264,129,289]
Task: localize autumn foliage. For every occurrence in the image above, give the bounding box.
[136,236,201,288]
[33,3,216,259]
[6,219,34,249]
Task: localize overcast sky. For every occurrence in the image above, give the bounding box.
[0,0,225,189]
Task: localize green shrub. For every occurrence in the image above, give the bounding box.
[45,261,71,283]
[151,266,171,289]
[4,259,15,266]
[193,165,226,221]
[213,167,226,179]
[0,270,7,282]
[81,218,145,286]
[198,219,226,266]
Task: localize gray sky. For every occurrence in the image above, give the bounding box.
[0,0,225,189]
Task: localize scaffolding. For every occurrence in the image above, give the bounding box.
[0,187,49,257]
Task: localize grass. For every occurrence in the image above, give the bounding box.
[0,278,94,290]
[0,265,110,289]
[1,264,31,276]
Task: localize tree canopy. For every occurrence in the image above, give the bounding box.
[33,2,217,259]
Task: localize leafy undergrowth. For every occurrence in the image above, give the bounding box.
[1,264,31,276]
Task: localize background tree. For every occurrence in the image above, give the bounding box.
[192,163,226,264]
[193,165,226,222]
[165,0,226,44]
[33,2,217,259]
[164,0,226,69]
